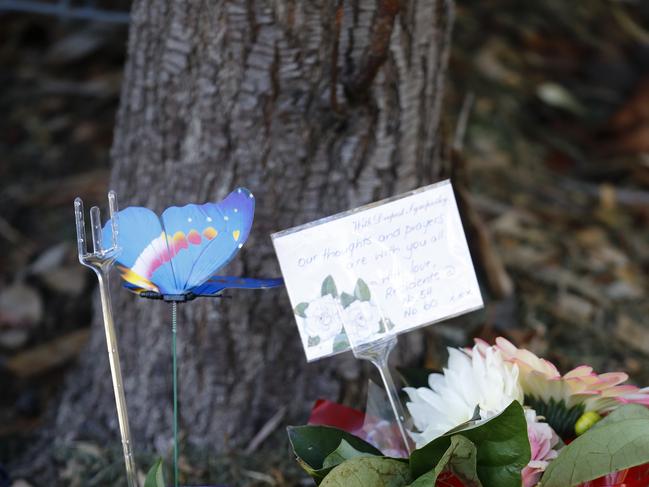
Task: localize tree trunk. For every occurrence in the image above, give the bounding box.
[52,0,453,465]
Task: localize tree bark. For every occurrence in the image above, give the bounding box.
[52,0,453,464]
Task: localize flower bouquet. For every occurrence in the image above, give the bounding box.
[288,338,649,487]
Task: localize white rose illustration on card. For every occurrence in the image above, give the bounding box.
[294,275,348,351]
[294,275,394,354]
[342,300,382,342]
[302,295,340,342]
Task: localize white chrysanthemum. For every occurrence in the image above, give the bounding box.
[404,345,523,448]
[342,301,382,342]
[303,295,341,342]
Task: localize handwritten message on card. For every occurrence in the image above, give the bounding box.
[272,180,483,361]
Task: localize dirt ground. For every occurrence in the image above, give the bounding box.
[1,1,648,485]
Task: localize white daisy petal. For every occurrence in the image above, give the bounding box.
[406,343,523,448]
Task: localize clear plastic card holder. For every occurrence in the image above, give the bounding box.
[272,179,484,456]
[331,263,416,453]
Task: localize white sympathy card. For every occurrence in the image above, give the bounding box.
[272,180,483,361]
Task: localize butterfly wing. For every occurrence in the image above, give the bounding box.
[160,187,255,291]
[191,276,284,297]
[102,207,179,294]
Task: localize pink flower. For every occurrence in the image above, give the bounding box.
[489,337,649,414]
[522,409,560,487]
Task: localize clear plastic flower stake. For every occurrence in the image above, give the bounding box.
[74,191,138,487]
[338,302,414,455]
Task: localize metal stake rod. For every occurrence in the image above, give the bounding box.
[172,302,179,487]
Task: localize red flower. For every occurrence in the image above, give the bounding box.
[308,399,366,436]
[578,464,649,487]
[435,472,467,486]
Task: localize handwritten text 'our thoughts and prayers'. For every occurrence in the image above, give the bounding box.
[272,181,483,360]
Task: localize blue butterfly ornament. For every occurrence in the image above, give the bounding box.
[101,187,283,301]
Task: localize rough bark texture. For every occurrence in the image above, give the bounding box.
[53,0,453,459]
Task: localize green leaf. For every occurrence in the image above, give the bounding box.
[294,302,309,318]
[410,401,530,487]
[397,367,436,388]
[409,436,481,487]
[323,439,377,469]
[591,403,649,430]
[340,292,356,308]
[442,436,482,487]
[408,462,444,485]
[321,457,412,487]
[541,404,649,487]
[288,425,383,484]
[354,279,371,301]
[321,275,338,297]
[308,335,321,347]
[143,459,165,487]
